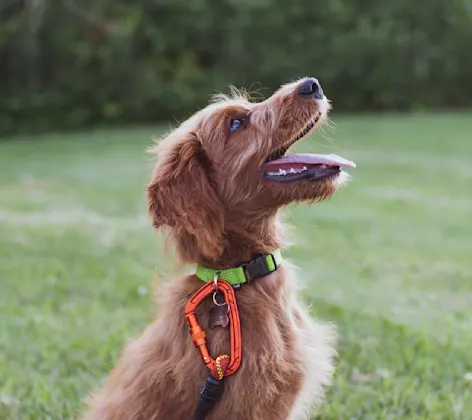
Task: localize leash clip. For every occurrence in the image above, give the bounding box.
[184,279,242,376]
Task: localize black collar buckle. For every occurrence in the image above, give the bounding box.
[242,254,277,282]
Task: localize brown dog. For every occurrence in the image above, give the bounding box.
[82,78,355,420]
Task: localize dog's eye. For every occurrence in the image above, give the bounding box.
[230,118,243,134]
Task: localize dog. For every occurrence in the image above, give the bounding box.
[82,77,355,420]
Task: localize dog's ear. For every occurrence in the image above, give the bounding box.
[147,132,225,261]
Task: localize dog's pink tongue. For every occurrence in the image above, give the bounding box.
[264,153,356,171]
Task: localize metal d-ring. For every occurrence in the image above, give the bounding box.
[213,272,219,292]
[212,272,227,306]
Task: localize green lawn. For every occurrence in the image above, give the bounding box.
[1,113,471,420]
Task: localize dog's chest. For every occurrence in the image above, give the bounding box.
[205,300,335,420]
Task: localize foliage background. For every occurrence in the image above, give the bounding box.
[1,0,472,135]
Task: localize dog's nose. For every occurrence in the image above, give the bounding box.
[299,78,324,100]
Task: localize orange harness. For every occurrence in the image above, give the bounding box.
[184,279,242,378]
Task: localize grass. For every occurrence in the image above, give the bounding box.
[1,112,471,419]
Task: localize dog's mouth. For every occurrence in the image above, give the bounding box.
[262,113,355,183]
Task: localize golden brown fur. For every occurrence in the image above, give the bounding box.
[82,79,349,420]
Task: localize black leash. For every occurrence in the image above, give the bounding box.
[193,375,225,420]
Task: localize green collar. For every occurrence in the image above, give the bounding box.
[195,250,282,286]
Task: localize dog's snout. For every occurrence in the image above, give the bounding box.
[299,78,324,100]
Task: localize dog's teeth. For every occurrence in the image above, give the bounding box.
[268,166,309,177]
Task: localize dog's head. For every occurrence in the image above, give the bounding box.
[148,78,355,263]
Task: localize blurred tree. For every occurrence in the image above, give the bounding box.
[0,0,471,135]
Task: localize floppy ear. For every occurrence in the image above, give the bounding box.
[147,132,226,261]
